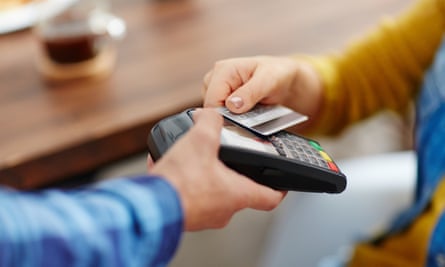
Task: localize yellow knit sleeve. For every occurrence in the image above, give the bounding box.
[306,0,445,135]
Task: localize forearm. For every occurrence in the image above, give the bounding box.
[0,176,183,267]
[303,0,445,135]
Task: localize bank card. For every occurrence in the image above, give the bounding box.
[217,104,308,136]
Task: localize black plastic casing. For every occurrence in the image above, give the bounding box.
[147,109,346,193]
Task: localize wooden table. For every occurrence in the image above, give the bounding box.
[0,0,409,189]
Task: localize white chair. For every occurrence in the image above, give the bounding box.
[258,150,417,267]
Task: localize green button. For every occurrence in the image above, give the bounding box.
[309,140,322,151]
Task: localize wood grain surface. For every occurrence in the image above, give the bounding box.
[0,0,411,188]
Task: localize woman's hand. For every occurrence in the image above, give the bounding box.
[202,56,324,124]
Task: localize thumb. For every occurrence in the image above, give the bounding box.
[191,109,223,147]
[192,108,223,129]
[225,75,266,113]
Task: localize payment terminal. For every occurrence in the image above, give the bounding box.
[147,109,346,193]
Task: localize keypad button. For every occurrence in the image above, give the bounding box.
[319,151,332,162]
[309,140,322,151]
[271,132,339,171]
[327,162,339,172]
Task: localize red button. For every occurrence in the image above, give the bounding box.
[327,162,339,172]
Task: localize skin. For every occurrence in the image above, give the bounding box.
[149,109,286,231]
[149,55,322,231]
[201,56,325,131]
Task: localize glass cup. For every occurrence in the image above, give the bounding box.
[35,0,126,82]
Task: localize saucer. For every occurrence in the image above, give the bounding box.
[0,0,76,34]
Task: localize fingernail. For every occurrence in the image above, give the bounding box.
[229,96,244,109]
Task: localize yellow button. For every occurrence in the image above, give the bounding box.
[319,151,332,162]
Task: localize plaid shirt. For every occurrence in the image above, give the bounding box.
[0,175,183,267]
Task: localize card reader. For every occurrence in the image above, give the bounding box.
[147,109,346,193]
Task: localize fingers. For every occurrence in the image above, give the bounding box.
[243,177,287,211]
[192,108,223,131]
[222,166,287,211]
[193,109,286,212]
[154,107,284,231]
[250,188,287,211]
[189,108,223,154]
[202,58,255,109]
[224,74,269,113]
[202,57,277,114]
[146,153,154,169]
[203,71,242,109]
[201,70,213,100]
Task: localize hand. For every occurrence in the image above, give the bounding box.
[149,109,286,231]
[202,56,324,124]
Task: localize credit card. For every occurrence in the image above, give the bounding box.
[217,104,308,136]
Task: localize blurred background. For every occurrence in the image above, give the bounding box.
[92,1,414,266]
[0,0,413,266]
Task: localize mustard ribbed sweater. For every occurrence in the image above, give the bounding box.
[310,0,445,135]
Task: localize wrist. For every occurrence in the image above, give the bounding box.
[284,57,324,131]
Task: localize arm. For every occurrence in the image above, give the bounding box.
[202,0,445,135]
[0,109,285,267]
[306,0,445,134]
[0,176,182,267]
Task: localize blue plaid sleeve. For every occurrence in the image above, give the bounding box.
[0,175,184,267]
